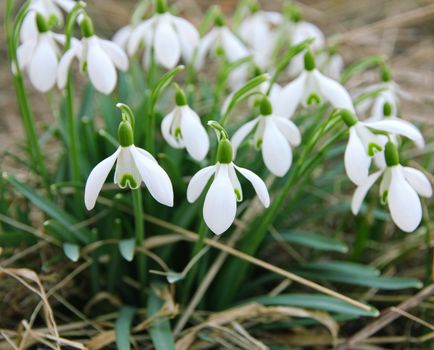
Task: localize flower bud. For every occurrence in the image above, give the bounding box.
[383,102,392,117]
[380,65,392,82]
[340,109,358,127]
[304,51,316,71]
[260,96,273,116]
[118,120,134,147]
[155,0,167,14]
[217,138,233,164]
[385,141,399,167]
[36,13,49,33]
[80,16,94,38]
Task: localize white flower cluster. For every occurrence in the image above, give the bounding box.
[16,0,431,235]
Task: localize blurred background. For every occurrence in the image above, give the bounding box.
[1,0,434,166]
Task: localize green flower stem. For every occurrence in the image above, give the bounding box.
[132,189,146,300]
[65,78,81,184]
[5,0,50,192]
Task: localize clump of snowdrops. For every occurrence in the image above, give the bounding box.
[2,0,432,348]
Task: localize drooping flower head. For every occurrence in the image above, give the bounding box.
[161,86,209,161]
[231,95,301,177]
[17,14,65,92]
[352,141,432,232]
[187,122,270,235]
[276,51,355,118]
[340,109,424,186]
[127,0,199,69]
[57,15,128,94]
[84,103,174,210]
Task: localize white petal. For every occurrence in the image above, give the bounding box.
[262,118,292,177]
[57,45,78,89]
[275,73,307,118]
[180,106,209,161]
[313,70,355,112]
[17,40,37,70]
[99,39,129,71]
[154,19,181,69]
[20,11,38,42]
[29,35,58,92]
[388,166,422,232]
[113,25,132,49]
[351,170,382,215]
[131,147,174,206]
[203,164,237,235]
[345,127,371,185]
[84,148,120,210]
[228,164,243,201]
[172,16,199,63]
[272,116,301,146]
[234,165,270,207]
[221,27,249,62]
[231,118,259,157]
[187,165,216,203]
[402,167,432,198]
[195,29,218,69]
[161,110,183,148]
[87,37,117,94]
[114,147,141,188]
[364,119,425,149]
[127,20,153,55]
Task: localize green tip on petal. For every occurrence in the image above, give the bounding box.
[155,0,167,13]
[260,96,273,116]
[217,138,233,164]
[118,120,134,147]
[385,141,400,167]
[304,51,316,71]
[383,102,392,117]
[36,13,49,33]
[80,15,94,38]
[340,109,358,127]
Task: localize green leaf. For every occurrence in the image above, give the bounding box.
[151,65,185,107]
[5,174,90,244]
[63,243,80,262]
[148,284,176,350]
[115,306,135,350]
[250,294,379,317]
[119,238,135,261]
[278,231,348,253]
[0,231,35,247]
[340,55,384,83]
[299,261,380,277]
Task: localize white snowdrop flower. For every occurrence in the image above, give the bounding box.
[17,14,65,92]
[57,16,128,95]
[127,0,199,69]
[187,130,270,235]
[85,108,174,210]
[352,141,432,232]
[341,110,424,186]
[288,21,324,77]
[277,51,355,118]
[161,88,209,161]
[316,50,344,81]
[112,25,132,50]
[231,95,301,177]
[239,8,282,69]
[195,15,250,70]
[20,0,76,42]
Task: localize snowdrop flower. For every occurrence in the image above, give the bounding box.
[231,96,301,177]
[187,125,270,235]
[127,0,199,69]
[113,25,132,50]
[57,16,128,95]
[352,141,432,232]
[316,50,344,80]
[238,5,282,69]
[161,87,209,161]
[84,104,173,210]
[195,14,250,70]
[20,0,76,42]
[277,51,355,118]
[17,14,64,92]
[341,110,424,186]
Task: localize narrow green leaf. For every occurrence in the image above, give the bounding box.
[148,284,176,350]
[250,294,378,317]
[151,65,185,106]
[340,55,384,83]
[278,231,348,253]
[299,261,380,277]
[115,306,136,350]
[63,243,80,262]
[119,238,135,261]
